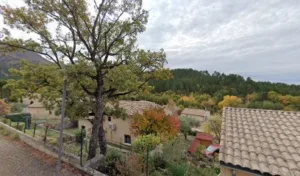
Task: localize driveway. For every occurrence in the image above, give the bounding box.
[0,135,86,176]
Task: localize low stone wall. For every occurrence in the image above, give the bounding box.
[0,122,105,176]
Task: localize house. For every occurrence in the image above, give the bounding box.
[220,107,300,176]
[22,98,60,119]
[180,108,210,122]
[188,133,214,153]
[78,100,162,145]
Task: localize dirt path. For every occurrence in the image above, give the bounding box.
[0,135,87,176]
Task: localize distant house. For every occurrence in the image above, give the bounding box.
[180,108,210,122]
[78,100,165,145]
[22,98,60,119]
[188,133,214,153]
[220,107,300,176]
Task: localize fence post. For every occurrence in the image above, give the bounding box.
[43,126,48,144]
[80,125,85,166]
[23,123,26,133]
[17,122,19,130]
[33,123,37,137]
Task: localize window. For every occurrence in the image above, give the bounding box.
[124,135,131,144]
[108,116,111,122]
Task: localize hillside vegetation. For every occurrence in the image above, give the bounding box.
[123,69,300,112]
[0,51,50,79]
[150,69,300,97]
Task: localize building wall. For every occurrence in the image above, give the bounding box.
[220,167,257,176]
[103,117,136,145]
[25,107,60,120]
[181,114,207,122]
[78,117,136,145]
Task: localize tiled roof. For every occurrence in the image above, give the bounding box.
[220,107,300,176]
[116,100,161,116]
[196,133,214,141]
[181,108,210,117]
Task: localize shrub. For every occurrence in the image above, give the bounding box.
[10,103,24,113]
[152,153,167,169]
[105,149,123,175]
[167,162,188,176]
[116,153,144,176]
[48,138,58,146]
[188,130,197,136]
[17,123,25,131]
[3,129,11,136]
[12,133,20,140]
[2,118,10,124]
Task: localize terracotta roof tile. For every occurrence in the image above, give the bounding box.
[220,107,300,176]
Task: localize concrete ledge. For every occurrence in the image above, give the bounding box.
[0,122,106,176]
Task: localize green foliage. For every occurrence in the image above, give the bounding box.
[150,69,300,97]
[74,129,86,143]
[201,116,222,142]
[10,103,24,113]
[2,118,10,124]
[179,118,191,139]
[133,134,160,153]
[167,162,188,176]
[151,152,167,169]
[106,149,123,175]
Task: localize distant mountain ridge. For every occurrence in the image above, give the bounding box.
[0,51,50,79]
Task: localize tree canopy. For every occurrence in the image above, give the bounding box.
[130,108,180,141]
[0,0,170,158]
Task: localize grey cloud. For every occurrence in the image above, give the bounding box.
[138,0,300,84]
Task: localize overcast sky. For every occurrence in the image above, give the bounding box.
[1,0,300,84]
[139,0,300,84]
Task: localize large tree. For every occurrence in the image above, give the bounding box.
[0,0,169,159]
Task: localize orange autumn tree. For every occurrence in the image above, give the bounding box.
[0,99,10,115]
[130,108,180,140]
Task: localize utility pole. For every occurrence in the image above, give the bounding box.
[56,74,67,175]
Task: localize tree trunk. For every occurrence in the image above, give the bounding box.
[98,115,107,155]
[88,75,105,159]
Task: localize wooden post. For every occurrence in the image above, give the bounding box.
[80,125,85,166]
[17,122,19,130]
[23,123,26,133]
[33,123,37,137]
[44,126,48,144]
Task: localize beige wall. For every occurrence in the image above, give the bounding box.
[78,116,136,145]
[26,107,60,120]
[220,166,257,176]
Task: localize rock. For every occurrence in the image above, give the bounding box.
[84,154,105,170]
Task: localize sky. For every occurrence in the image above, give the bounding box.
[1,0,300,84]
[138,0,300,84]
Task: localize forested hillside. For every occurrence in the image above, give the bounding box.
[0,51,50,79]
[150,69,300,97]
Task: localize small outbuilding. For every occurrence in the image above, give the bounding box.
[188,133,214,153]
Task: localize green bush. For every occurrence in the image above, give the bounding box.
[106,149,123,175]
[152,153,167,169]
[167,162,188,176]
[10,103,24,113]
[2,118,10,124]
[188,130,197,136]
[3,129,11,136]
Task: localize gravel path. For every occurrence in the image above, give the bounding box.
[0,135,86,176]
